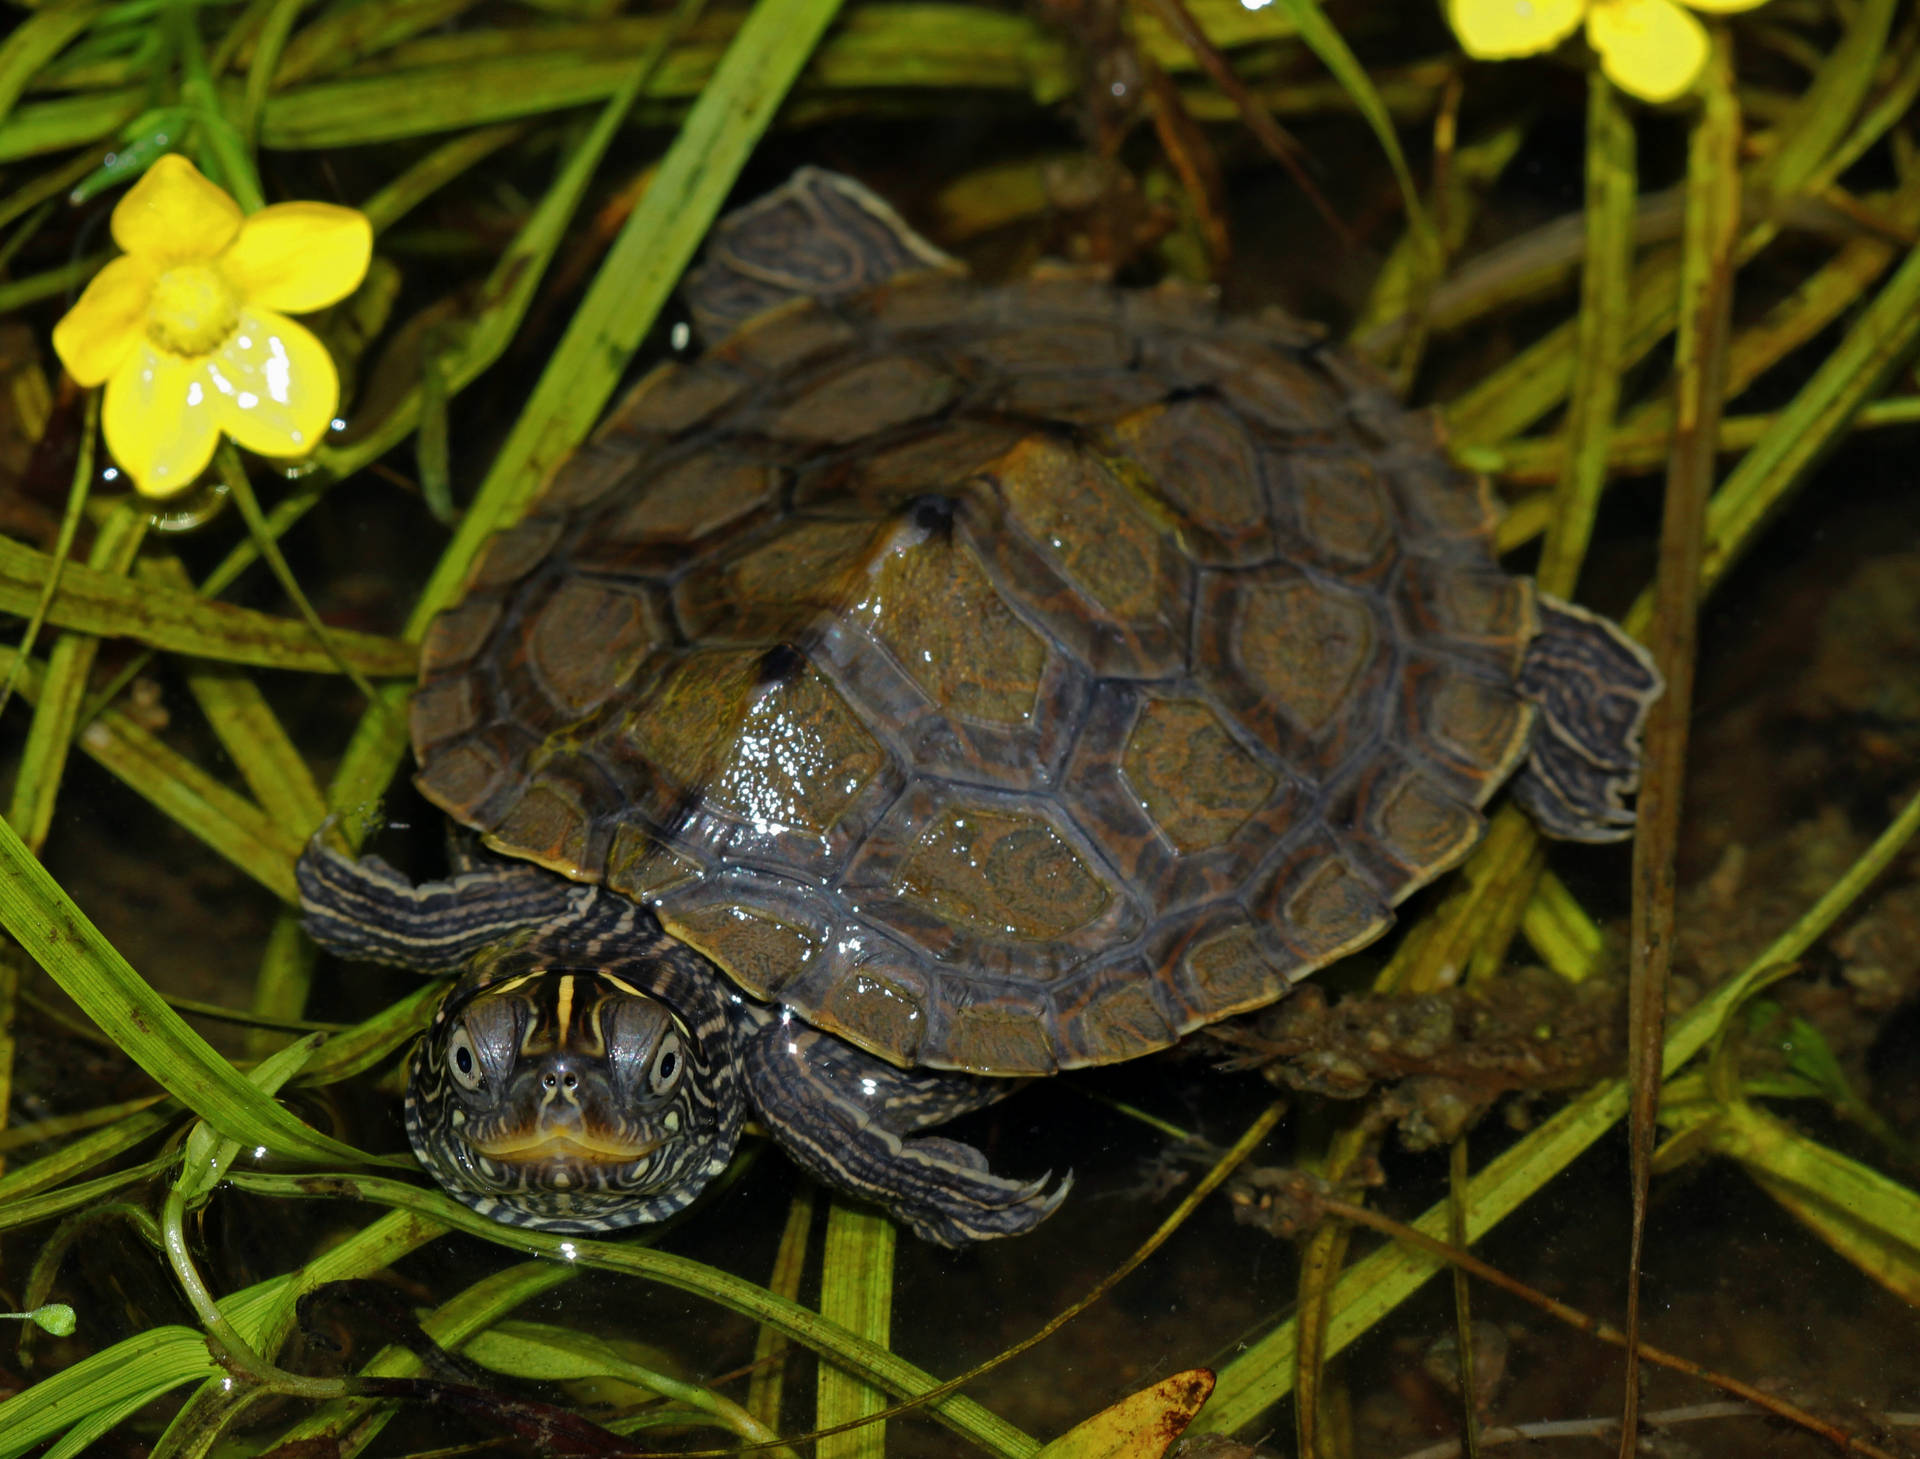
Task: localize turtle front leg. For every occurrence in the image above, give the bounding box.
[741,1020,1070,1246]
[297,832,610,971]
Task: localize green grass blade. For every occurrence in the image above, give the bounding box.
[0,531,414,676]
[312,2,703,484]
[0,1111,173,1203]
[414,0,848,626]
[1681,1101,1920,1304]
[7,500,147,852]
[0,633,304,902]
[0,1153,176,1234]
[230,1170,1039,1458]
[819,1199,896,1459]
[0,4,98,128]
[1272,0,1433,266]
[1533,74,1633,599]
[468,1320,799,1453]
[0,812,378,1167]
[0,1327,215,1459]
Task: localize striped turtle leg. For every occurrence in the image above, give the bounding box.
[740,1020,1070,1246]
[1512,595,1664,843]
[297,833,593,971]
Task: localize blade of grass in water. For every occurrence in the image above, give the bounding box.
[1533,74,1633,599]
[0,531,414,676]
[819,1200,896,1459]
[750,1186,817,1428]
[414,0,851,623]
[1617,40,1738,1447]
[0,810,379,1167]
[0,389,95,726]
[6,500,146,853]
[232,1170,1038,1457]
[145,556,327,833]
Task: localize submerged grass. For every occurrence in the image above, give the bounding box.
[1,0,1918,1456]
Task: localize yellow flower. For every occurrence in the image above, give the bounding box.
[52,155,371,498]
[1447,0,1767,104]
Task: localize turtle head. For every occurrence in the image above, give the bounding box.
[405,959,739,1232]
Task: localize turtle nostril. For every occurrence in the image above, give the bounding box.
[563,1073,578,1091]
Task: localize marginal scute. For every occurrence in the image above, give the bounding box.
[603,820,700,899]
[1256,836,1393,963]
[966,323,1132,373]
[607,361,744,434]
[1122,698,1275,852]
[1057,968,1173,1063]
[419,598,501,674]
[943,1004,1058,1076]
[411,677,482,752]
[896,803,1112,942]
[1407,659,1533,799]
[468,516,565,591]
[815,966,928,1063]
[415,735,514,823]
[1341,757,1486,899]
[660,901,820,999]
[1180,920,1289,1014]
[675,517,876,641]
[489,772,602,880]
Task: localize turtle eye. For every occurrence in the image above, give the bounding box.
[648,1033,684,1096]
[446,1026,486,1093]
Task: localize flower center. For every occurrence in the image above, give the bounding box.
[146,263,241,356]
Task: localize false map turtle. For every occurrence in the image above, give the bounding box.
[299,169,1660,1245]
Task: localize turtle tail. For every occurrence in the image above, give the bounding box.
[1510,595,1663,843]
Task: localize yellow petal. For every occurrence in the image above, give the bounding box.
[1683,0,1769,11]
[204,307,338,460]
[101,346,222,497]
[1447,0,1584,58]
[111,154,243,264]
[1588,0,1708,102]
[52,254,157,387]
[222,202,373,314]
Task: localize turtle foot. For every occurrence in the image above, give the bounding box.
[742,1023,1070,1246]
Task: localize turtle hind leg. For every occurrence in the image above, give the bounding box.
[683,167,960,339]
[1511,595,1664,843]
[741,1023,1070,1247]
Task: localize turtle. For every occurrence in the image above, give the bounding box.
[298,167,1660,1246]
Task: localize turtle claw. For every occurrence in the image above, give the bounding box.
[741,1022,1068,1245]
[890,1159,1072,1249]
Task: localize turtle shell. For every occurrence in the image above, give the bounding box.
[411,275,1540,1078]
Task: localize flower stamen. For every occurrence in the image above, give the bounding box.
[146,263,242,357]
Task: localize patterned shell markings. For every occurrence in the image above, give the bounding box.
[411,276,1541,1079]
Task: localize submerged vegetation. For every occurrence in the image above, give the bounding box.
[0,0,1918,1455]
